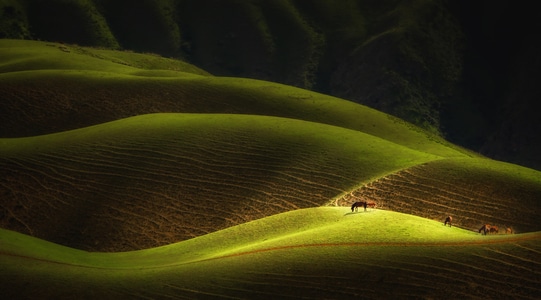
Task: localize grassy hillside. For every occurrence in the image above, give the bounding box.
[335,158,541,233]
[1,208,540,299]
[0,113,440,251]
[0,39,468,158]
[3,112,539,252]
[1,38,540,298]
[0,39,209,75]
[1,39,540,249]
[3,0,541,172]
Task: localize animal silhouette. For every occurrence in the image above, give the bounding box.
[444,216,452,227]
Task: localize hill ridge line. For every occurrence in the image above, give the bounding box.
[208,234,540,261]
[2,234,538,270]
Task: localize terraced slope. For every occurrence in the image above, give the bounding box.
[334,159,541,233]
[1,38,540,299]
[1,208,540,299]
[0,113,438,251]
[0,40,468,159]
[2,39,541,252]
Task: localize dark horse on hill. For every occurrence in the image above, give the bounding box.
[351,201,376,212]
[479,224,491,235]
[444,216,452,227]
[479,224,499,235]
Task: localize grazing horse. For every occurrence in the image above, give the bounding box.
[489,226,499,234]
[444,216,452,227]
[351,201,376,212]
[479,224,491,235]
[351,201,367,212]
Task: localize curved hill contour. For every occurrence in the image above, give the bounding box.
[334,159,541,233]
[1,208,540,299]
[0,40,467,159]
[1,40,541,254]
[1,37,540,299]
[0,113,438,251]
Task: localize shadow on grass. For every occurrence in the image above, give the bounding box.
[344,210,376,216]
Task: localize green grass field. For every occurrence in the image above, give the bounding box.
[1,39,540,299]
[2,208,540,299]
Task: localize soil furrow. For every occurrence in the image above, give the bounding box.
[334,164,541,233]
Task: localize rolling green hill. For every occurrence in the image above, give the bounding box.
[0,39,209,75]
[1,38,540,299]
[0,39,467,159]
[1,112,441,251]
[3,0,540,172]
[1,208,540,299]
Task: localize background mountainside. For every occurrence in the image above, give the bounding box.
[1,0,539,171]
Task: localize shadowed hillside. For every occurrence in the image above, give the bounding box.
[335,159,541,234]
[0,113,439,251]
[0,39,467,160]
[1,0,539,170]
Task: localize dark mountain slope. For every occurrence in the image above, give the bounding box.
[449,0,541,170]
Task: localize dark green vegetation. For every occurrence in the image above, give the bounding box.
[2,0,539,170]
[1,39,541,299]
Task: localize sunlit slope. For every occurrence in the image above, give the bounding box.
[0,113,439,251]
[0,39,469,158]
[1,208,540,299]
[334,158,541,233]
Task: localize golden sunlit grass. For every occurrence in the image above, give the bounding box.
[1,208,539,299]
[0,113,439,169]
[0,208,491,268]
[0,113,442,250]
